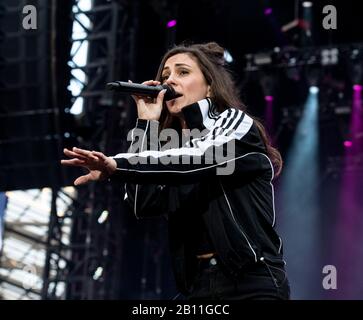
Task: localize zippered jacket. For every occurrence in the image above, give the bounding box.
[112,98,286,295]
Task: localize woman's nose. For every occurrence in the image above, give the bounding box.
[165,74,176,85]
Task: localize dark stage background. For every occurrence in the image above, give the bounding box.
[0,0,362,300]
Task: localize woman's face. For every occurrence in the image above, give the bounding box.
[161,53,211,116]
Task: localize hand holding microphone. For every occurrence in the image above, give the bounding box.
[106,80,182,101]
[106,80,182,121]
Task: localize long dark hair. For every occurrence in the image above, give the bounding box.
[155,42,283,177]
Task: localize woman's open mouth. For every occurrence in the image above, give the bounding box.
[169,93,182,104]
[174,92,183,99]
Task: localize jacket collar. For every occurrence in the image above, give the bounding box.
[181,98,219,130]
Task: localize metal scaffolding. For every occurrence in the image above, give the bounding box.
[41,0,138,299]
[1,0,176,300]
[0,188,75,300]
[0,0,76,191]
[0,0,75,300]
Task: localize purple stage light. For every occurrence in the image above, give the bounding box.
[265,95,274,102]
[335,85,363,299]
[264,8,272,16]
[166,20,177,28]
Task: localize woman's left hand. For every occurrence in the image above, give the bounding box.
[61,147,117,185]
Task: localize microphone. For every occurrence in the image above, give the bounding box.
[106,81,182,101]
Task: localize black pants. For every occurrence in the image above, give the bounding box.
[187,257,291,300]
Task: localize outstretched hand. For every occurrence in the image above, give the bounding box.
[61,147,117,186]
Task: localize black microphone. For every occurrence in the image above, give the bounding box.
[106,81,182,101]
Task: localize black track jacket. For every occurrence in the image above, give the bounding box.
[111,98,286,295]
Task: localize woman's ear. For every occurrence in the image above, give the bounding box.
[206,85,212,97]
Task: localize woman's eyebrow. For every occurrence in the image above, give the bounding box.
[174,63,191,68]
[162,63,192,72]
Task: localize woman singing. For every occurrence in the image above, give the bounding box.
[62,42,291,300]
